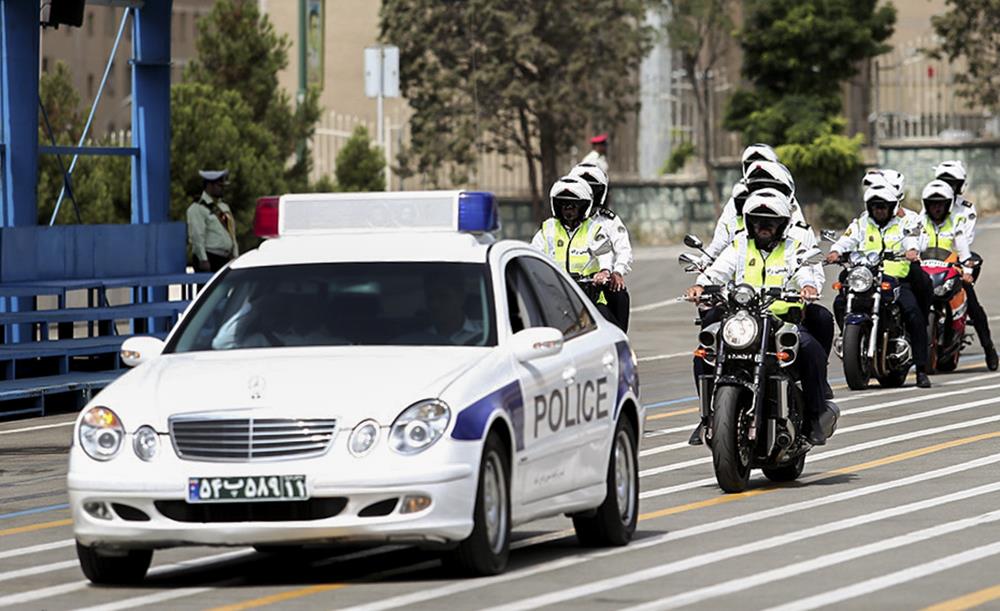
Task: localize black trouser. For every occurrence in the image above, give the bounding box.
[906,263,933,318]
[604,288,631,333]
[195,251,232,272]
[833,282,929,371]
[596,302,622,330]
[964,281,993,348]
[692,307,828,421]
[803,303,834,357]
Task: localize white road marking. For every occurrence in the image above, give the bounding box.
[0,539,72,560]
[767,540,1000,611]
[639,441,689,457]
[483,482,1000,611]
[631,299,683,314]
[835,371,999,404]
[0,559,77,582]
[74,586,223,611]
[335,452,1000,611]
[643,424,695,438]
[639,394,1000,479]
[625,509,1000,610]
[637,352,691,363]
[0,420,74,436]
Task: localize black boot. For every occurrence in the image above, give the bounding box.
[986,343,999,372]
[823,382,834,400]
[688,422,704,446]
[916,370,932,388]
[807,419,827,446]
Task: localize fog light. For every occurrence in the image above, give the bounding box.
[83,502,113,520]
[400,495,432,514]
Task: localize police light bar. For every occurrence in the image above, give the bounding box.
[255,190,499,238]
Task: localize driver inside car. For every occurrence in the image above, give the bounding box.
[684,190,832,446]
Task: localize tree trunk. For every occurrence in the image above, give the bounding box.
[539,115,559,224]
[518,108,543,223]
[689,71,721,217]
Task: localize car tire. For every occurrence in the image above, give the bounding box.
[573,416,638,547]
[76,541,152,585]
[449,432,511,576]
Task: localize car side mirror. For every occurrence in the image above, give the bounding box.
[509,327,564,363]
[683,234,704,249]
[120,336,165,367]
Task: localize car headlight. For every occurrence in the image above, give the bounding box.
[934,277,958,297]
[722,312,759,349]
[349,419,381,457]
[79,407,125,461]
[389,400,450,455]
[132,425,159,461]
[732,283,756,306]
[847,268,874,292]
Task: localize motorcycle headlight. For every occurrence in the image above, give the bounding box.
[79,406,125,461]
[389,400,450,455]
[722,312,759,349]
[933,277,958,297]
[847,268,874,292]
[732,284,756,307]
[349,419,381,457]
[132,425,159,462]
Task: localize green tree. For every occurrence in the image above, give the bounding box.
[723,0,895,198]
[380,0,654,218]
[335,126,386,192]
[927,0,1000,112]
[186,0,322,192]
[663,0,733,213]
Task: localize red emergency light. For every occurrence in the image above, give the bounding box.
[253,196,280,238]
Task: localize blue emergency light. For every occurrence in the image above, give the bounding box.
[457,191,500,233]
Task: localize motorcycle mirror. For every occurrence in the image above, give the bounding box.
[800,248,824,266]
[820,229,839,243]
[678,252,701,266]
[766,287,783,298]
[683,264,699,273]
[703,285,723,295]
[966,253,984,268]
[683,234,704,249]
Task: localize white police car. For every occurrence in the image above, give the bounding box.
[68,191,641,583]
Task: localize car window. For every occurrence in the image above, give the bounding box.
[505,258,546,333]
[166,262,497,352]
[518,257,596,339]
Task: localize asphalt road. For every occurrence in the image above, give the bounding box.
[4,223,1000,610]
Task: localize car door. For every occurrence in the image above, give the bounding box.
[502,254,582,504]
[518,257,618,490]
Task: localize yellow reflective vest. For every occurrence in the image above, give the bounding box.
[863,221,910,278]
[741,238,803,317]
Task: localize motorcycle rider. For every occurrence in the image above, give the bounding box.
[918,180,998,370]
[530,176,617,325]
[685,190,832,446]
[826,182,932,388]
[935,161,977,242]
[568,162,634,331]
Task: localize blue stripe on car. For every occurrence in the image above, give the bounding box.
[615,340,639,418]
[451,381,525,450]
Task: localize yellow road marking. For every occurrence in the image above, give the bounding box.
[638,430,1000,521]
[0,518,72,537]
[646,407,699,421]
[921,584,1000,611]
[205,584,346,611]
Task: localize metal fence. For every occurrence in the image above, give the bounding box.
[872,34,997,142]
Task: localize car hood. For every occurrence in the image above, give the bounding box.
[103,346,491,431]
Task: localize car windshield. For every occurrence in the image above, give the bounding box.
[167,262,496,352]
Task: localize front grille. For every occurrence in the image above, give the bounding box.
[155,498,347,523]
[169,416,337,462]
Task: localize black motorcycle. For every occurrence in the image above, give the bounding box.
[679,247,838,493]
[823,233,912,390]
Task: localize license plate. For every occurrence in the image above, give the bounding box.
[187,475,307,503]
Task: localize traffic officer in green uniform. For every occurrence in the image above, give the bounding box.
[187,169,238,272]
[826,182,931,387]
[530,176,617,326]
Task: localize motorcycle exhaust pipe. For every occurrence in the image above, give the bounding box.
[776,432,792,448]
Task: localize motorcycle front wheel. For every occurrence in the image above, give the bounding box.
[762,454,806,483]
[843,323,872,390]
[711,385,753,493]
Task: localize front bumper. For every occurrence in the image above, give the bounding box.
[69,434,480,549]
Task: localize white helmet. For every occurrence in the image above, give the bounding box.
[879,169,905,201]
[745,160,795,197]
[933,160,967,195]
[549,176,594,217]
[864,183,899,220]
[921,179,955,220]
[568,162,609,208]
[862,169,884,188]
[731,179,750,214]
[743,188,792,241]
[741,143,779,175]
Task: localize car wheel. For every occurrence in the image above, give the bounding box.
[449,432,511,576]
[573,416,638,547]
[76,541,152,585]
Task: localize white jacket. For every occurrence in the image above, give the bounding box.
[956,196,978,244]
[830,212,919,256]
[530,218,614,272]
[592,209,634,275]
[696,234,819,291]
[702,196,808,263]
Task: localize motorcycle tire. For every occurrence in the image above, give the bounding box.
[843,324,872,390]
[927,316,940,374]
[711,385,753,493]
[876,368,909,388]
[762,454,806,483]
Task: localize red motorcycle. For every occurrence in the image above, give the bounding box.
[921,247,974,372]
